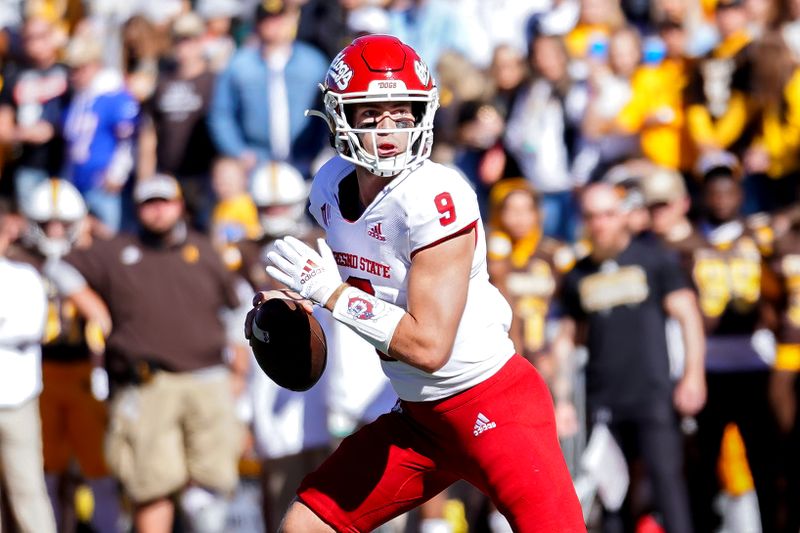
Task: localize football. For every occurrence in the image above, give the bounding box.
[249,297,327,392]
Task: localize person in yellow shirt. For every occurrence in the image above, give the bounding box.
[210,157,261,247]
[684,0,754,154]
[742,32,800,212]
[616,19,696,172]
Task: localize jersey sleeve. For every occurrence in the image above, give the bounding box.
[408,169,481,257]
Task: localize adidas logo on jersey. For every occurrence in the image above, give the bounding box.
[367,223,387,241]
[473,412,496,436]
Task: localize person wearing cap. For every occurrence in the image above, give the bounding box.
[684,0,754,156]
[208,0,329,177]
[138,11,217,232]
[0,12,70,206]
[46,174,246,533]
[644,158,782,532]
[642,166,764,531]
[62,31,139,233]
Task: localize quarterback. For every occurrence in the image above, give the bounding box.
[249,35,584,532]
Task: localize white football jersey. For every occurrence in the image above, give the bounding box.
[310,157,515,401]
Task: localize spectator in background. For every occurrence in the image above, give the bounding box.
[684,0,754,157]
[9,179,119,533]
[615,23,695,174]
[554,182,705,532]
[675,153,782,533]
[486,178,575,381]
[452,101,510,219]
[641,165,764,532]
[47,174,244,533]
[120,15,169,103]
[209,0,329,178]
[139,12,218,231]
[210,156,261,249]
[504,33,587,241]
[581,25,642,179]
[196,0,240,72]
[0,201,56,533]
[742,32,800,213]
[62,33,139,233]
[488,44,528,120]
[0,12,69,204]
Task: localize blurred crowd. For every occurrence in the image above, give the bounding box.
[1,0,800,532]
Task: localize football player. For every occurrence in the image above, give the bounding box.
[8,178,118,533]
[642,157,781,532]
[247,35,584,531]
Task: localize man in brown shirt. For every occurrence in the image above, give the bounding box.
[48,174,243,533]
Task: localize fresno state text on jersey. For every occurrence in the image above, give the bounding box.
[309,157,515,402]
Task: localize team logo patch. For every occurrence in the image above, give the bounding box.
[367,222,386,241]
[120,245,142,265]
[182,244,200,264]
[328,52,353,90]
[414,59,430,86]
[346,296,375,320]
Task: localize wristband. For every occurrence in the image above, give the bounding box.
[331,286,405,354]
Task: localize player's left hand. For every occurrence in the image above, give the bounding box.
[265,236,343,306]
[673,372,706,416]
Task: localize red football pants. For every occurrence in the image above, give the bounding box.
[297,354,585,532]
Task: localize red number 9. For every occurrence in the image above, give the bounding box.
[434,192,456,226]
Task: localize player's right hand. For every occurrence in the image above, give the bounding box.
[265,236,343,306]
[243,290,314,341]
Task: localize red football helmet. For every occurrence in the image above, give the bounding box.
[308,34,439,177]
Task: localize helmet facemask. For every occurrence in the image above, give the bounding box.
[24,219,84,259]
[322,88,439,177]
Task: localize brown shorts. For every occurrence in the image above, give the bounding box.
[40,360,109,478]
[105,367,242,503]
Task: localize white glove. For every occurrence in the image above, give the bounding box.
[265,236,342,305]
